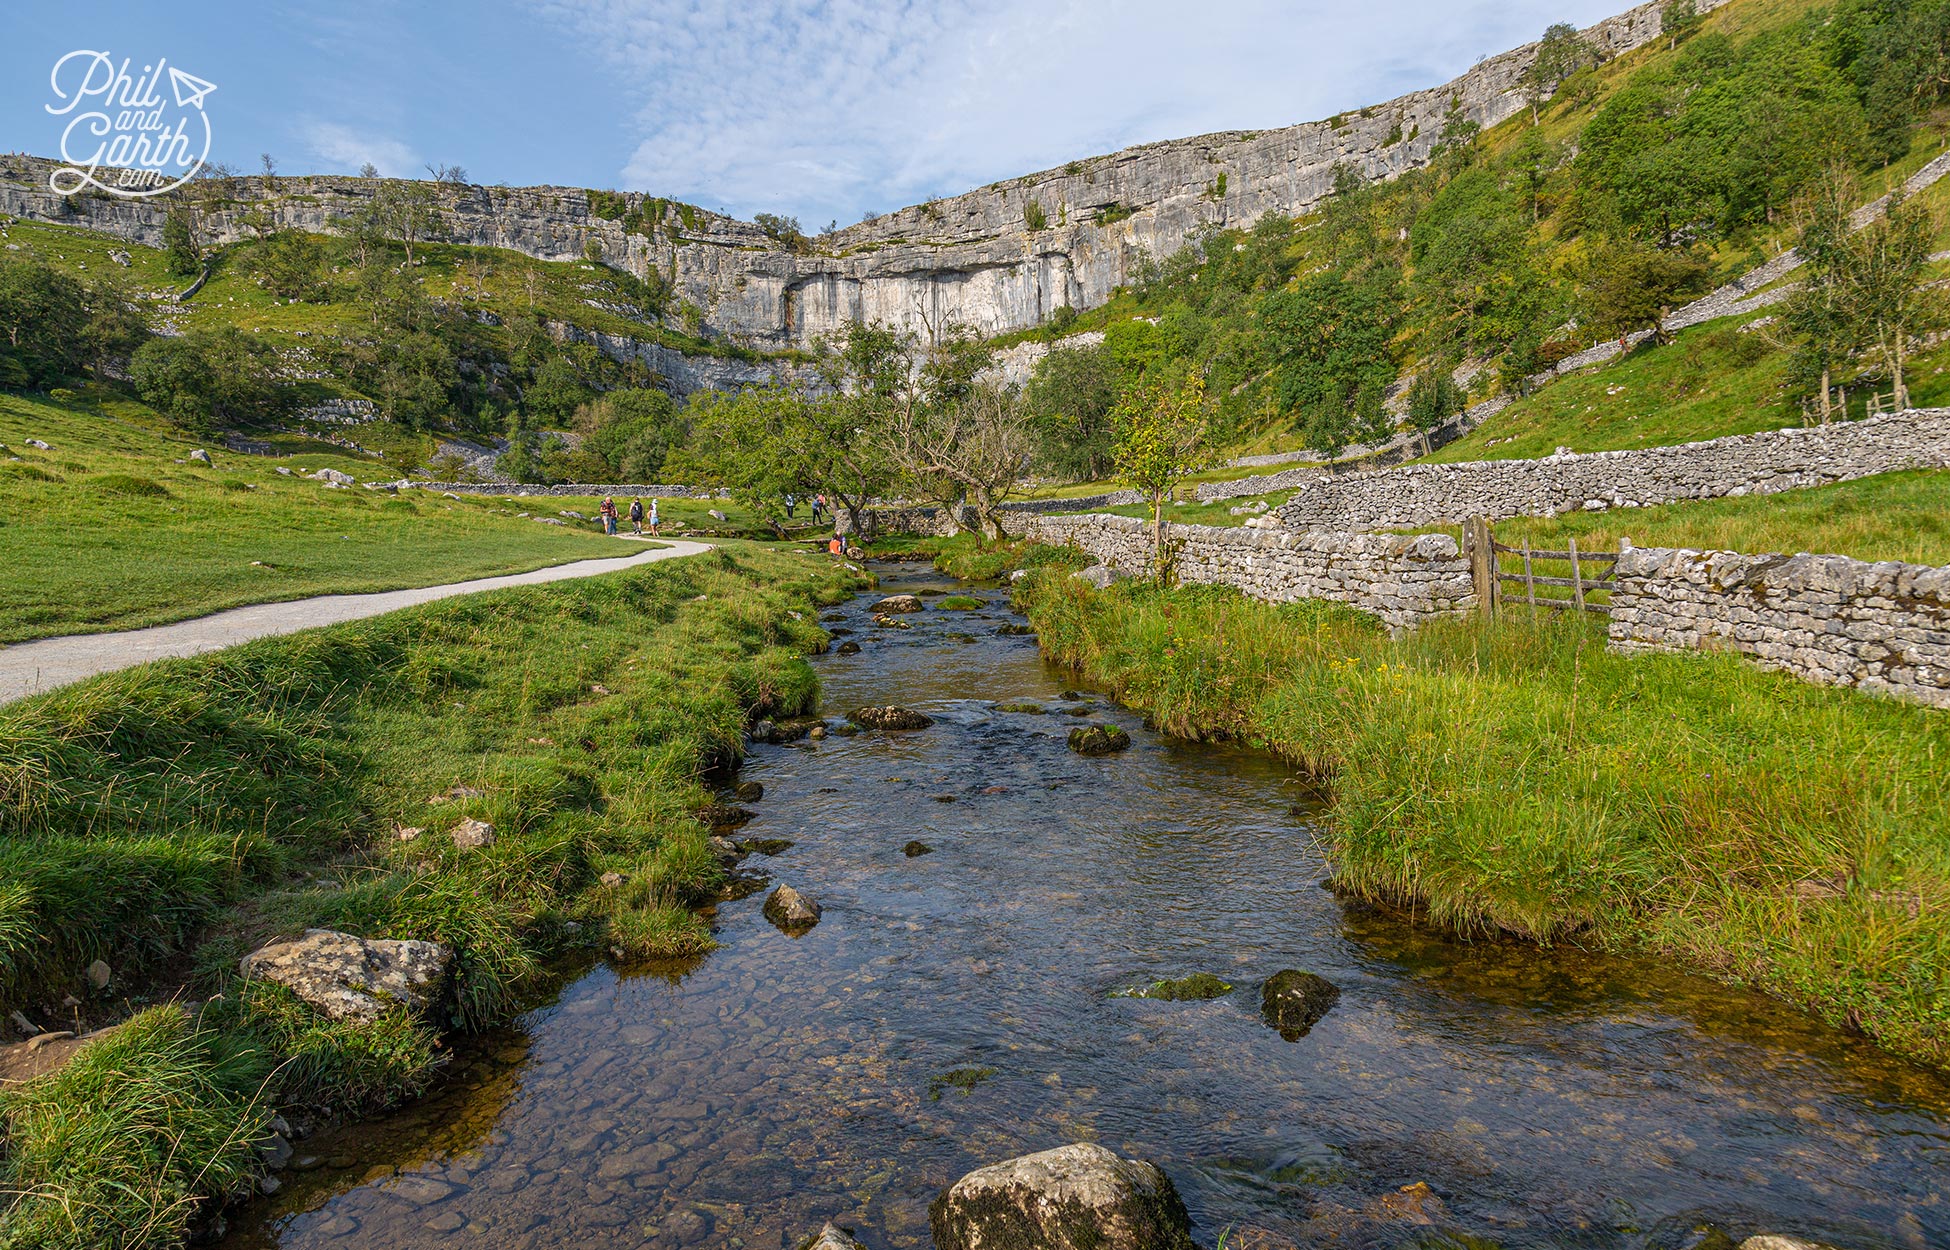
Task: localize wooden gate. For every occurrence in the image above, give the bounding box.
[1464,517,1617,618]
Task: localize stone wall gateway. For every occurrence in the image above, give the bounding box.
[999,512,1475,631]
[1256,410,1950,530]
[1608,546,1950,709]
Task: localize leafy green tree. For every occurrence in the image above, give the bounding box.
[669,385,823,535]
[1581,241,1710,340]
[1406,365,1467,431]
[568,388,687,480]
[1844,190,1939,411]
[523,355,592,426]
[1024,341,1119,481]
[130,328,283,432]
[0,259,87,388]
[254,230,326,301]
[1782,172,1858,422]
[162,207,201,278]
[1259,269,1401,458]
[1112,370,1212,583]
[368,180,438,267]
[1661,0,1703,50]
[1523,23,1595,124]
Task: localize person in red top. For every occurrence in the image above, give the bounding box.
[599,496,618,535]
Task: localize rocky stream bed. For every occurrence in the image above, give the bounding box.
[221,568,1950,1250]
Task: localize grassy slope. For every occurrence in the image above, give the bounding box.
[1016,572,1950,1074]
[0,392,639,643]
[0,544,858,1247]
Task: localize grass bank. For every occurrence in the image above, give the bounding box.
[0,392,633,643]
[0,543,860,1247]
[1015,571,1950,1073]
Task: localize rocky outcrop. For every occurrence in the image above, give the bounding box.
[239,929,452,1023]
[0,2,1721,352]
[929,1142,1195,1250]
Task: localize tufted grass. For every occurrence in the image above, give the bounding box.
[1017,570,1950,1072]
[0,544,860,1247]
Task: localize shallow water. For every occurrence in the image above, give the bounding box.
[226,568,1950,1250]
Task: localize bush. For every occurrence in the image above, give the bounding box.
[0,1006,271,1250]
[130,328,285,433]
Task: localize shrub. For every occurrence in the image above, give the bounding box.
[1024,201,1048,232]
[84,473,170,498]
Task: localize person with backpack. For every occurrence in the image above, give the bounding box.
[628,497,645,536]
[600,496,618,535]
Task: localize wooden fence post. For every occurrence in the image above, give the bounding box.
[1568,537,1586,614]
[1521,539,1537,615]
[1467,516,1496,619]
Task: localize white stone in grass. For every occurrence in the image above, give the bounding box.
[450,817,496,849]
[86,959,111,989]
[239,929,451,1022]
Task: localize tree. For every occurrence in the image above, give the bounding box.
[887,382,1034,540]
[1845,190,1938,411]
[1024,341,1119,481]
[567,388,687,481]
[1523,23,1595,124]
[368,180,438,267]
[1581,240,1710,341]
[1781,171,1858,422]
[359,162,379,179]
[130,328,283,431]
[1259,269,1401,459]
[1661,0,1703,50]
[0,258,87,387]
[522,355,591,426]
[669,385,825,535]
[1112,370,1212,584]
[162,207,201,278]
[254,230,326,301]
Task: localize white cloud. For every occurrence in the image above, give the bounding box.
[529,0,1625,224]
[301,121,421,177]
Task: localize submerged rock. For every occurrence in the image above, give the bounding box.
[798,1223,867,1250]
[1112,972,1234,1001]
[903,841,934,857]
[995,700,1045,714]
[996,624,1035,636]
[929,1142,1194,1250]
[1260,969,1341,1039]
[837,640,862,655]
[697,802,758,829]
[708,836,746,867]
[240,929,451,1023]
[741,837,795,856]
[1067,725,1132,756]
[736,781,765,802]
[871,594,924,614]
[851,705,934,731]
[764,884,823,934]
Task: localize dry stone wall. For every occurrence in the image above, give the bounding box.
[1264,410,1950,530]
[999,513,1475,631]
[1608,547,1950,708]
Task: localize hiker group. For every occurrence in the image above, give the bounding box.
[597,496,658,537]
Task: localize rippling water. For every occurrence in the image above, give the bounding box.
[225,567,1950,1250]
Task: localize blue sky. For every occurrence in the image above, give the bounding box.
[4,1,1624,226]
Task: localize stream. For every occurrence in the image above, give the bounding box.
[225,567,1950,1250]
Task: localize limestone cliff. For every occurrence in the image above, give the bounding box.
[0,0,1718,358]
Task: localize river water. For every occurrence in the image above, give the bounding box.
[226,567,1950,1250]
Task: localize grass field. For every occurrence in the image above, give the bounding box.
[0,392,646,643]
[0,543,858,1248]
[1016,571,1950,1077]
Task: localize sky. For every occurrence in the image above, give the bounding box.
[3,0,1625,227]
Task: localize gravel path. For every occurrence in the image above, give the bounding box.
[0,538,714,706]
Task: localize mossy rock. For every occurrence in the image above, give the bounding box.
[996,624,1035,636]
[1111,972,1233,1001]
[1067,725,1131,756]
[936,595,982,610]
[1260,969,1340,1040]
[995,701,1045,714]
[903,840,934,857]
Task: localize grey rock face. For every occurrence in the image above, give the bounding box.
[239,929,452,1022]
[928,1142,1195,1250]
[763,884,822,933]
[1260,969,1341,1039]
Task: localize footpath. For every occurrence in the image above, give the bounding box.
[0,539,712,706]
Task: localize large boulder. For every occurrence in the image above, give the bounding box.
[307,468,355,485]
[1738,1238,1842,1250]
[929,1142,1194,1250]
[851,705,933,731]
[1260,969,1340,1039]
[871,594,924,614]
[1067,725,1132,756]
[240,929,452,1023]
[764,884,823,934]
